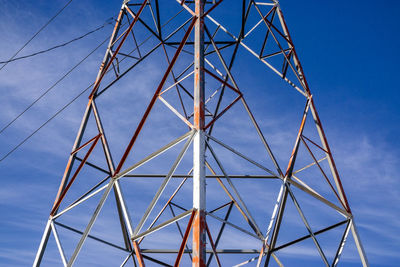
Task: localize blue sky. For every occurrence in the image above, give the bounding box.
[0,0,399,266]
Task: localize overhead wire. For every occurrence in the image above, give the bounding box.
[0,83,92,162]
[0,18,114,64]
[0,0,73,71]
[0,37,118,163]
[0,18,114,135]
[0,7,185,163]
[0,31,114,162]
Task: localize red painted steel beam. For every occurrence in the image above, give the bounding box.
[203,68,242,95]
[114,16,197,175]
[284,99,310,177]
[309,99,352,213]
[89,0,148,99]
[175,209,196,267]
[301,133,347,210]
[205,222,222,267]
[276,7,352,212]
[203,0,224,18]
[204,95,242,130]
[133,241,146,267]
[51,134,102,216]
[70,134,101,156]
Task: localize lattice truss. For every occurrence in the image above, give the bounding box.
[34,0,368,266]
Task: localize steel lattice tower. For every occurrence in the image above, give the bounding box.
[34,0,369,266]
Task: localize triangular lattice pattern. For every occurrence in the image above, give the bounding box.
[34,1,368,266]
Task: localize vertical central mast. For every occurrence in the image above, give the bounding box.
[193,0,206,265]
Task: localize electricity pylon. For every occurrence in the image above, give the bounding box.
[34,0,369,266]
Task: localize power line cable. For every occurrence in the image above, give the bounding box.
[0,8,185,163]
[0,20,113,135]
[0,83,92,162]
[0,22,134,163]
[0,18,114,64]
[0,0,73,71]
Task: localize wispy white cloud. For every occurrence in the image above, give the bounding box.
[0,1,399,267]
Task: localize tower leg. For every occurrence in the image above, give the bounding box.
[193,0,206,266]
[351,221,369,267]
[33,219,51,267]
